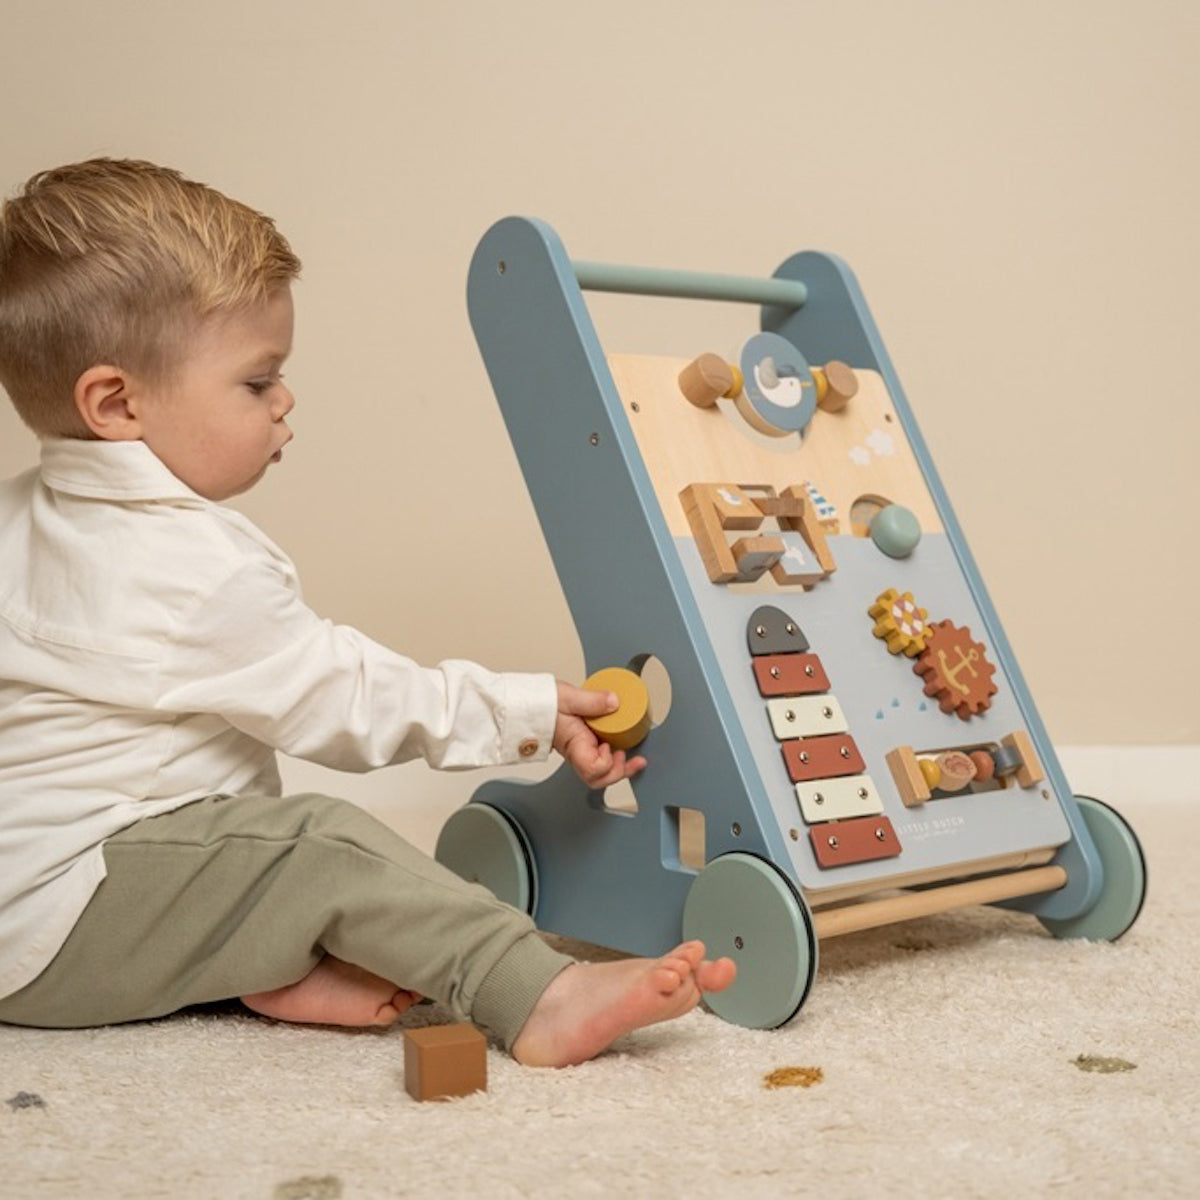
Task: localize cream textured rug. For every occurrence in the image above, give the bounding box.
[3,756,1197,1199]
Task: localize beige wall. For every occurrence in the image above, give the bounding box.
[1,0,1196,746]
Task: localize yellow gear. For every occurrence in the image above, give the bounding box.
[868,588,930,657]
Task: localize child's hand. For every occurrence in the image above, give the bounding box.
[554,680,647,789]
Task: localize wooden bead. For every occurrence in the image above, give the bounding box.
[918,757,941,790]
[969,750,996,782]
[992,744,1023,777]
[935,750,977,792]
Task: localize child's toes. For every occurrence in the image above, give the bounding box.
[696,957,737,992]
[659,955,696,984]
[650,965,685,994]
[675,941,707,968]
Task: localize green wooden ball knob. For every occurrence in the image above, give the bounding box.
[869,505,921,559]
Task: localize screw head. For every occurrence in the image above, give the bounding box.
[755,624,766,638]
[822,706,833,719]
[589,432,600,446]
[858,787,869,799]
[785,622,797,635]
[813,792,825,805]
[734,936,744,950]
[875,827,887,842]
[840,746,850,758]
[731,822,742,836]
[770,667,781,679]
[799,751,810,764]
[827,836,839,849]
[804,665,815,677]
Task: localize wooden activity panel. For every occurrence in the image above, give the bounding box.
[611,350,1062,895]
[436,219,1147,1030]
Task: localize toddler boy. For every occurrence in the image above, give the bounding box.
[0,159,734,1066]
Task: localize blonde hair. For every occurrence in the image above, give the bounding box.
[0,158,301,437]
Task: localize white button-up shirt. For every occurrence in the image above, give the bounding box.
[0,439,556,1000]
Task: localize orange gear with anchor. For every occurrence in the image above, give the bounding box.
[913,620,998,719]
[868,588,930,657]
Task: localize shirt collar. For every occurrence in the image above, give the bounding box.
[39,438,207,505]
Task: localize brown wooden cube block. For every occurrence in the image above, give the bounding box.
[404,1023,487,1101]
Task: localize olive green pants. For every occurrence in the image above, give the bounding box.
[0,793,571,1048]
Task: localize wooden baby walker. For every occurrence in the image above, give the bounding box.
[434,217,1148,1029]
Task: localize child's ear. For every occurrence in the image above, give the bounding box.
[74,365,143,441]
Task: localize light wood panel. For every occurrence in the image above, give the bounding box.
[608,355,943,540]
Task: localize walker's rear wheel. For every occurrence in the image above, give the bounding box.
[682,852,817,1029]
[1039,795,1147,942]
[435,803,537,915]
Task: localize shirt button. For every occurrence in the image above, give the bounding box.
[518,738,539,758]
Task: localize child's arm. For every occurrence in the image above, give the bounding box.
[157,556,559,773]
[553,681,647,789]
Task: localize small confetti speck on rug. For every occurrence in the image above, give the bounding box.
[1073,1055,1137,1074]
[273,1174,343,1200]
[5,1092,46,1111]
[764,1066,824,1089]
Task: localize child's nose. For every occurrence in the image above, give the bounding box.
[272,385,295,421]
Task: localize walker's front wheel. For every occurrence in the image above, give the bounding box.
[682,853,818,1029]
[435,803,537,915]
[1039,796,1147,942]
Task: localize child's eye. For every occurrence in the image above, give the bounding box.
[246,377,281,396]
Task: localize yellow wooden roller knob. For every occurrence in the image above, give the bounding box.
[583,667,652,750]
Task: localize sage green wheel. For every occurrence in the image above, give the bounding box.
[1039,796,1147,942]
[434,803,537,915]
[682,852,817,1029]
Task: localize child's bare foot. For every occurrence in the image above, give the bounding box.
[242,956,421,1027]
[511,940,736,1068]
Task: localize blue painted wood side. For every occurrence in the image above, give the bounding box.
[466,217,794,954]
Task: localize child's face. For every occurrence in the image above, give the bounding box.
[135,288,295,501]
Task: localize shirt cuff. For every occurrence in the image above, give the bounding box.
[498,673,558,765]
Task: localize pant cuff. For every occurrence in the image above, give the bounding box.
[469,932,573,1050]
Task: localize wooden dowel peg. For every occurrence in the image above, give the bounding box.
[812,866,1068,939]
[678,353,741,408]
[813,361,858,412]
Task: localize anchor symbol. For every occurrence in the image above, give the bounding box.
[936,645,980,696]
